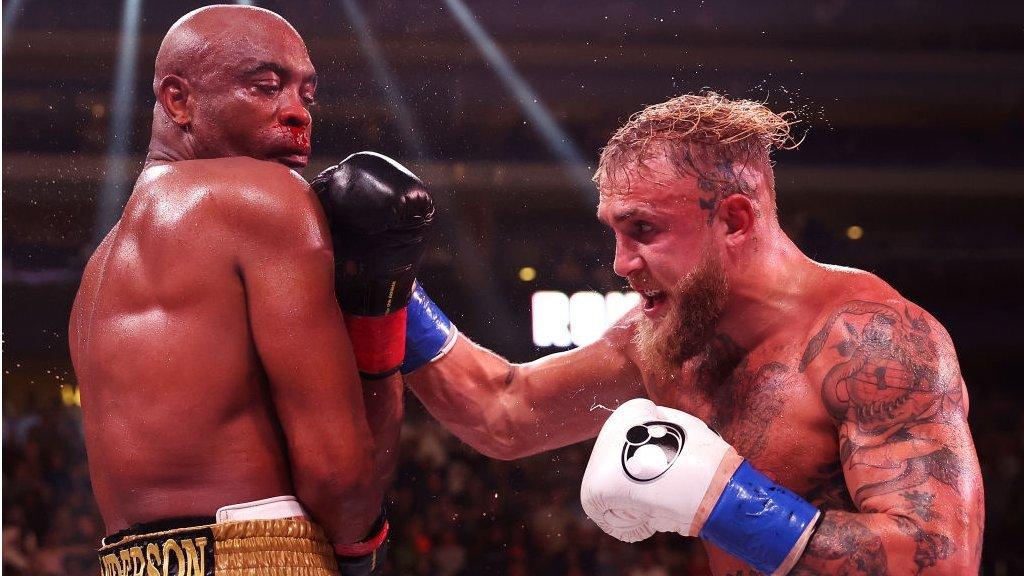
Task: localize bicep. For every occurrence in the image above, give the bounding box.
[801,299,983,567]
[234,183,365,437]
[838,386,980,520]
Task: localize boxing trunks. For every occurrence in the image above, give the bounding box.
[97,496,340,576]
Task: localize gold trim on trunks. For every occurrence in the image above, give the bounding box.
[98,518,340,576]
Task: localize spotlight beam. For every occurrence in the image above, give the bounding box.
[337,0,517,346]
[442,0,596,202]
[339,0,427,160]
[2,0,27,50]
[92,0,143,248]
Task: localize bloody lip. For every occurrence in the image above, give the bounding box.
[285,126,311,154]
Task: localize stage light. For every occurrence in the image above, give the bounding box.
[518,267,537,282]
[846,225,864,240]
[532,291,640,348]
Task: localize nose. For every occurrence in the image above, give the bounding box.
[613,237,643,278]
[279,91,311,128]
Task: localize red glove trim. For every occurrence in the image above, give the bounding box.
[334,519,390,557]
[343,310,407,377]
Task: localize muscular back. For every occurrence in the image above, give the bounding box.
[70,158,305,530]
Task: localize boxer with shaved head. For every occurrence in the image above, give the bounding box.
[70,6,414,575]
[397,93,984,574]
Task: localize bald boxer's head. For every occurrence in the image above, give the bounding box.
[149,5,316,168]
[595,93,797,370]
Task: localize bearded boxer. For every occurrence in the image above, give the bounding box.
[399,93,983,574]
[68,6,422,575]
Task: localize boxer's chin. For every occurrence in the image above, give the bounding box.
[633,254,728,374]
[276,154,309,169]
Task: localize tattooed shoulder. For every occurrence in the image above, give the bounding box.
[798,299,968,504]
[798,299,964,426]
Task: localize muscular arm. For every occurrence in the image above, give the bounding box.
[405,310,646,460]
[362,374,403,489]
[230,163,381,545]
[793,300,984,575]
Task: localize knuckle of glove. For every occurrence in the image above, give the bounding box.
[316,155,434,238]
[397,188,435,230]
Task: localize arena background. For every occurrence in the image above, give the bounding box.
[3,1,1022,574]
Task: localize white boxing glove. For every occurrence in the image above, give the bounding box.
[580,398,821,576]
[579,398,740,542]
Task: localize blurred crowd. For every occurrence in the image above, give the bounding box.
[3,407,100,576]
[4,391,1023,575]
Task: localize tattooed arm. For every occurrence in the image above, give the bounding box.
[793,300,983,575]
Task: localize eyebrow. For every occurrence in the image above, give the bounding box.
[612,208,640,223]
[597,206,657,227]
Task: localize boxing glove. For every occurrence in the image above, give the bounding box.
[580,398,820,575]
[312,151,434,378]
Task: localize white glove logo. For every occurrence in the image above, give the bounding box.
[620,421,685,482]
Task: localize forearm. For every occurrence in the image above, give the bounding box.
[404,287,639,460]
[406,336,526,459]
[293,435,381,545]
[362,373,403,490]
[792,509,977,575]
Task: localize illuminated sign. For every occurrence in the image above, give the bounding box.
[531,291,640,347]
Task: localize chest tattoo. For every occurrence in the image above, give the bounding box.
[692,334,790,460]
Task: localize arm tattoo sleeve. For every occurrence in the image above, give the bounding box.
[791,300,982,575]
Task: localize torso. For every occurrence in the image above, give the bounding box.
[629,269,890,575]
[69,159,292,532]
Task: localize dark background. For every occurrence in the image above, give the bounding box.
[3,1,1022,574]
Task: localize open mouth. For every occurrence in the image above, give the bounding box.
[641,290,667,316]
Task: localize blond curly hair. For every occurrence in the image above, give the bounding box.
[594,92,799,208]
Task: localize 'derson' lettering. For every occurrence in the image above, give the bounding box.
[162,539,185,576]
[101,553,122,576]
[145,543,162,576]
[129,546,146,576]
[181,537,207,576]
[119,549,132,576]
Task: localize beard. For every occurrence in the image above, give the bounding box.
[633,251,729,374]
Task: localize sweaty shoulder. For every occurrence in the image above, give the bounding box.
[797,264,964,416]
[163,157,326,246]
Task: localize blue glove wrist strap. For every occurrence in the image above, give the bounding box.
[401,284,456,374]
[698,461,820,574]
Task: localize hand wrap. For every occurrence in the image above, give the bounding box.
[401,284,457,374]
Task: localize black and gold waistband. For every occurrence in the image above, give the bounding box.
[97,517,339,576]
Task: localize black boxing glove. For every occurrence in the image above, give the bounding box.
[312,151,434,378]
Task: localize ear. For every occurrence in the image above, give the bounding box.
[155,75,192,127]
[718,194,756,247]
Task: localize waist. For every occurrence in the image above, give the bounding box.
[97,496,338,576]
[102,495,309,546]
